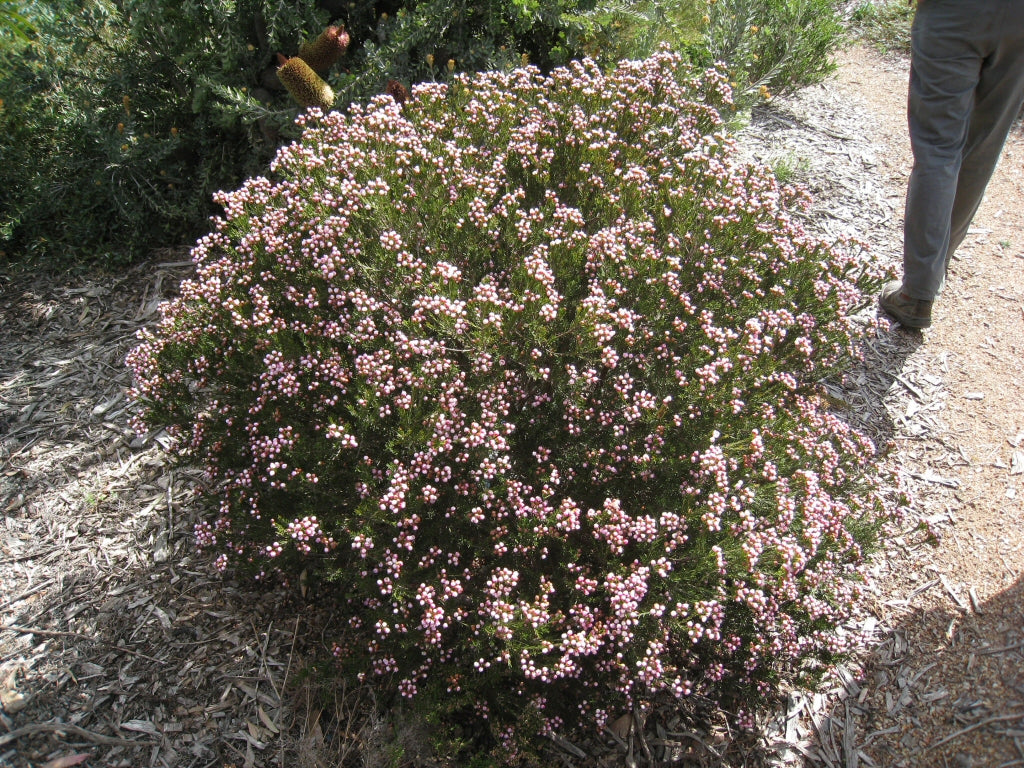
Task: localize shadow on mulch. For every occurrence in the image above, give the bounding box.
[796,323,1024,767]
[800,574,1024,768]
[0,259,366,768]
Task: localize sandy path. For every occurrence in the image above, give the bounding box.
[809,44,1024,768]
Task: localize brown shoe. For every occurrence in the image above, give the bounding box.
[879,280,932,329]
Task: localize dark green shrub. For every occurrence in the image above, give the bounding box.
[128,50,891,758]
[0,0,603,269]
[0,0,328,267]
[0,0,849,269]
[567,1,706,63]
[325,0,601,102]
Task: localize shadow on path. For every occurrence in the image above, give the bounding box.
[801,573,1024,768]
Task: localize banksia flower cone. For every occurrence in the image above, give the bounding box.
[298,25,350,75]
[278,56,335,111]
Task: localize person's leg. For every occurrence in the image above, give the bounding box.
[945,8,1024,268]
[902,1,986,302]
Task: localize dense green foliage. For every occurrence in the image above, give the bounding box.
[0,0,32,40]
[695,0,846,105]
[0,0,601,267]
[1,0,848,269]
[0,1,327,266]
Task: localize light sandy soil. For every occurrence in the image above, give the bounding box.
[806,44,1024,768]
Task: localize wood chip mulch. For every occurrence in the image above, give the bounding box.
[0,259,362,768]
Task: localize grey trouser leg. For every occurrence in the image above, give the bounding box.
[903,0,1024,301]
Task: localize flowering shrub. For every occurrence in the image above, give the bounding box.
[128,50,889,756]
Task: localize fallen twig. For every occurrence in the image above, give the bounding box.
[634,708,653,764]
[894,373,926,402]
[910,471,960,489]
[978,640,1024,656]
[549,733,588,759]
[0,577,55,611]
[927,712,1024,751]
[968,586,984,613]
[0,722,155,749]
[863,725,901,746]
[938,574,970,612]
[0,623,167,664]
[665,728,723,760]
[603,725,629,751]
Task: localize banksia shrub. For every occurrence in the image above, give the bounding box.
[0,0,334,268]
[128,50,889,756]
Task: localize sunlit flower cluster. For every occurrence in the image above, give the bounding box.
[128,49,889,745]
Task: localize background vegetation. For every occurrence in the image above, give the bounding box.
[848,0,914,56]
[2,0,848,270]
